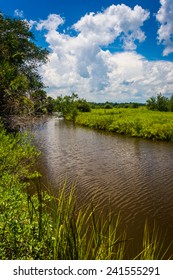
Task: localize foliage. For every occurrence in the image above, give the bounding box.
[168,95,173,112]
[77,99,91,112]
[104,102,113,109]
[0,123,46,259]
[135,222,172,260]
[54,94,91,121]
[47,185,127,260]
[0,13,49,123]
[75,107,173,141]
[89,102,144,109]
[146,93,172,112]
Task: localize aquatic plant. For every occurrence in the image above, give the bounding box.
[135,222,172,260]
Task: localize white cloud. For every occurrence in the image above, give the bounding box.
[14,9,24,18]
[156,0,173,56]
[73,4,149,50]
[31,4,173,102]
[36,14,64,31]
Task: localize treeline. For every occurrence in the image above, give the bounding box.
[89,101,145,109]
[53,94,173,122]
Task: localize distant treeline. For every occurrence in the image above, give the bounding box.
[88,101,145,109]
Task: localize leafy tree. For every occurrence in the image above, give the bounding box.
[45,96,55,114]
[146,96,157,110]
[30,90,47,114]
[77,99,91,112]
[168,94,173,112]
[104,102,113,109]
[146,93,169,112]
[0,13,48,118]
[156,93,169,111]
[54,94,91,120]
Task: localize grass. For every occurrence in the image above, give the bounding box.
[75,107,173,141]
[1,177,173,260]
[135,222,173,260]
[45,183,127,260]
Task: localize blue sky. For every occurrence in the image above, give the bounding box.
[1,0,173,102]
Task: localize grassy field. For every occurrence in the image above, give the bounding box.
[75,107,173,141]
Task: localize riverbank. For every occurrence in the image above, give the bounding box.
[0,123,172,259]
[75,107,173,141]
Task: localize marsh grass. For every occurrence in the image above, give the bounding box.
[1,177,173,259]
[42,183,127,260]
[33,182,173,260]
[75,108,173,141]
[135,222,173,260]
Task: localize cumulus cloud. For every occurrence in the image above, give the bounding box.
[31,4,173,102]
[36,14,64,31]
[73,4,149,50]
[156,0,173,56]
[14,9,24,18]
[94,52,173,102]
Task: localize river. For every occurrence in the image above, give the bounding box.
[33,117,173,258]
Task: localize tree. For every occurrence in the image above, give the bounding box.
[0,12,48,118]
[146,96,157,110]
[169,94,173,112]
[104,102,113,109]
[77,99,91,112]
[146,93,169,112]
[45,96,55,114]
[54,94,91,120]
[156,93,169,111]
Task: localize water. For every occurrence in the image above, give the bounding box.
[33,117,173,258]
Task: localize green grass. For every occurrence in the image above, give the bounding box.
[135,222,173,260]
[75,107,173,141]
[1,178,172,260]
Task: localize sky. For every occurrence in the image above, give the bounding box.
[1,0,173,103]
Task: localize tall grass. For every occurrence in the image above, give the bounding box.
[135,222,173,260]
[35,182,127,260]
[1,178,173,259]
[75,107,173,141]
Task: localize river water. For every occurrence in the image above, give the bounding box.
[33,117,173,258]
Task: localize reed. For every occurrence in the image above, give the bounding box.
[135,222,173,260]
[1,178,173,259]
[43,183,127,260]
